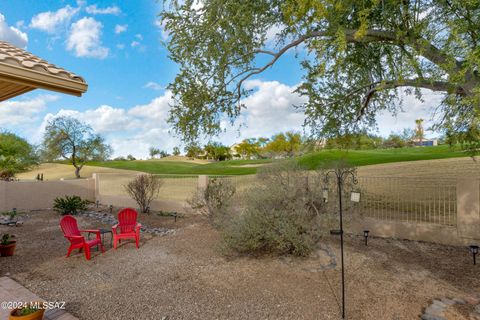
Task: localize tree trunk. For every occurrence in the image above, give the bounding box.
[74,166,81,178]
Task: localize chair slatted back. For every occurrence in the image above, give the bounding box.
[118,208,138,233]
[60,215,82,243]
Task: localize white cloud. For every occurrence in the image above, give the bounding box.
[116,43,125,50]
[154,19,169,41]
[130,34,145,51]
[144,82,163,90]
[41,92,176,158]
[114,24,127,34]
[0,94,58,126]
[225,80,307,142]
[66,17,109,59]
[30,5,79,33]
[264,24,283,46]
[0,14,28,48]
[15,20,25,29]
[128,94,172,121]
[85,4,121,15]
[375,90,444,138]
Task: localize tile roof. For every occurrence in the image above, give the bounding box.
[0,41,86,84]
[0,41,87,100]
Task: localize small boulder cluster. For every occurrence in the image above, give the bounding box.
[422,296,480,320]
[80,211,174,236]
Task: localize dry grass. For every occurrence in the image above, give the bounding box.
[357,157,480,178]
[16,163,140,181]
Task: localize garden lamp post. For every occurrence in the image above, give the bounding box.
[469,245,479,265]
[363,230,369,246]
[324,166,358,319]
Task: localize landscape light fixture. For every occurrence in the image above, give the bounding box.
[469,245,479,265]
[350,191,361,203]
[324,166,358,319]
[322,187,329,203]
[109,205,113,214]
[363,230,369,246]
[96,200,99,208]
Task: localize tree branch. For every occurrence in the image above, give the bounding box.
[231,28,461,103]
[357,78,458,120]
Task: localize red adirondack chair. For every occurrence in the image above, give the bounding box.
[112,208,141,249]
[60,215,104,260]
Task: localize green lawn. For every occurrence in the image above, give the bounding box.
[298,144,469,168]
[88,159,269,175]
[88,145,470,175]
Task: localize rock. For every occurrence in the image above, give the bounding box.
[453,298,466,304]
[421,315,445,320]
[80,211,175,236]
[465,296,480,305]
[424,304,444,317]
[440,298,455,306]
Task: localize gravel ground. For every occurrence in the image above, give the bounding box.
[357,157,480,179]
[1,210,479,320]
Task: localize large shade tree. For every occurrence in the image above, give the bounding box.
[161,0,480,143]
[42,116,112,178]
[0,131,38,180]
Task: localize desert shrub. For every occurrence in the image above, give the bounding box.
[222,162,328,256]
[53,195,89,215]
[1,234,12,245]
[189,177,236,228]
[0,169,15,181]
[124,174,163,213]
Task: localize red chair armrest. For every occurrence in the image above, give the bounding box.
[80,229,101,235]
[65,235,84,241]
[80,229,100,233]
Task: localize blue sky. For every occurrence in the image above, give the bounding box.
[0,1,442,158]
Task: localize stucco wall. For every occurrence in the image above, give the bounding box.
[348,217,473,246]
[1,175,479,246]
[0,179,95,212]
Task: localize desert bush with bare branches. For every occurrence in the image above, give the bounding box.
[124,174,163,213]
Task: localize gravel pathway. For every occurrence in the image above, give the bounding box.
[1,211,480,319]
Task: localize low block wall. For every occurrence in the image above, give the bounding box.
[2,174,479,247]
[0,179,95,212]
[348,217,472,246]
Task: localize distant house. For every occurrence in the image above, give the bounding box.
[412,138,438,147]
[230,143,241,159]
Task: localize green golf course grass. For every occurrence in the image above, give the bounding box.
[88,145,470,175]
